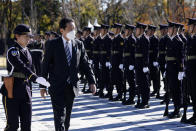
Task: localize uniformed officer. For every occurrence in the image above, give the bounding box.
[122,24,136,105]
[134,22,150,109]
[147,25,160,98]
[75,30,83,41]
[82,26,94,93]
[92,24,101,96]
[185,18,196,124]
[179,24,187,44]
[109,23,124,101]
[27,34,44,76]
[98,24,112,98]
[165,21,184,118]
[44,31,51,41]
[0,24,50,131]
[50,31,59,40]
[158,24,169,104]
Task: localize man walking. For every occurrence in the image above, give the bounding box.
[40,18,96,131]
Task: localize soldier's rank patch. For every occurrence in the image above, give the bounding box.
[11,50,18,56]
[120,42,124,46]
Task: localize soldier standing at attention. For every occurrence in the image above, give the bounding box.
[134,22,150,109]
[0,24,50,131]
[166,21,184,118]
[185,18,196,124]
[98,24,112,98]
[122,24,136,105]
[147,25,160,98]
[110,23,124,101]
[158,24,169,104]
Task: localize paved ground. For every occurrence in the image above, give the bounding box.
[0,81,196,131]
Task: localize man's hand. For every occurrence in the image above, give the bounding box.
[89,84,96,95]
[40,88,48,99]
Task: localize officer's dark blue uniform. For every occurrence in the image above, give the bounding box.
[98,24,112,98]
[166,21,184,118]
[158,24,169,103]
[185,18,196,124]
[27,38,44,76]
[122,24,136,105]
[110,23,124,101]
[134,22,150,109]
[0,24,38,131]
[148,25,160,98]
[92,28,101,96]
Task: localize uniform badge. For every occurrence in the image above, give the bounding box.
[120,42,124,46]
[11,50,18,56]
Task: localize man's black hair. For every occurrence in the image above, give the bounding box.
[59,18,74,29]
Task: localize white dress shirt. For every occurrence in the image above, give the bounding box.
[62,36,72,57]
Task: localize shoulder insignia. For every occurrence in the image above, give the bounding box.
[11,50,18,56]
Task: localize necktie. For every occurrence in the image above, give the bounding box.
[65,41,71,66]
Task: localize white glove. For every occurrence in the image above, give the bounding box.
[119,64,123,70]
[143,67,149,73]
[153,62,159,67]
[178,72,185,80]
[106,62,112,69]
[36,77,50,87]
[129,65,134,70]
[89,60,93,64]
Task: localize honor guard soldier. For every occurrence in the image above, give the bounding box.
[134,22,150,109]
[179,24,187,44]
[27,34,44,76]
[185,18,196,124]
[147,25,160,98]
[75,30,83,41]
[82,26,94,93]
[109,23,124,101]
[158,24,169,103]
[92,24,101,95]
[165,21,184,118]
[98,24,112,98]
[0,24,50,131]
[121,24,136,105]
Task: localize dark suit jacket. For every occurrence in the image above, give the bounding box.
[41,37,95,100]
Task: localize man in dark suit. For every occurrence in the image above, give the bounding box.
[40,18,96,131]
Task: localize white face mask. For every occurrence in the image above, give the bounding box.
[66,30,76,40]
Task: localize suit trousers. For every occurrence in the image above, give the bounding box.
[51,85,75,131]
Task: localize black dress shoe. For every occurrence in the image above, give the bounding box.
[135,102,141,108]
[94,92,100,96]
[168,111,182,119]
[122,99,135,105]
[84,89,92,94]
[104,93,110,98]
[99,93,105,98]
[150,91,156,96]
[138,103,150,109]
[186,116,196,125]
[109,96,113,101]
[112,95,122,101]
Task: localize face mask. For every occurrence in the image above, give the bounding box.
[66,30,76,40]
